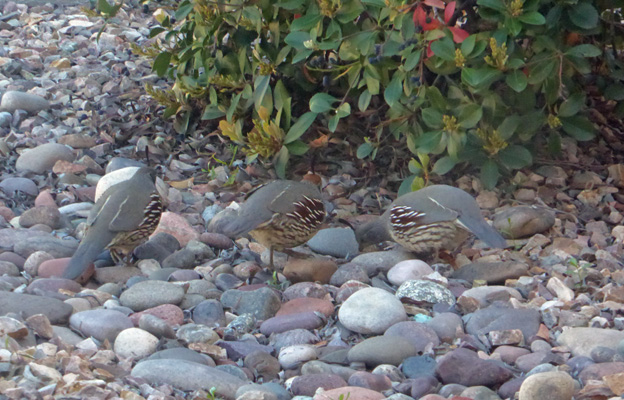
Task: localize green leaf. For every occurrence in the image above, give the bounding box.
[568,2,599,29]
[285,112,317,143]
[384,75,403,107]
[328,114,340,132]
[426,86,447,111]
[335,102,351,118]
[477,0,506,12]
[527,59,556,84]
[421,108,444,129]
[226,92,242,122]
[430,36,456,61]
[290,13,323,31]
[458,104,483,128]
[253,75,271,112]
[175,0,194,20]
[432,156,457,175]
[152,52,171,76]
[97,0,114,14]
[461,35,476,55]
[358,90,372,112]
[605,83,624,101]
[517,11,545,25]
[498,145,532,169]
[415,130,443,152]
[561,116,595,141]
[274,146,289,179]
[462,67,502,88]
[201,105,225,120]
[397,176,416,197]
[558,93,585,117]
[309,93,338,113]
[149,27,166,38]
[286,140,309,155]
[480,159,500,189]
[566,44,601,58]
[505,70,528,92]
[357,142,374,159]
[498,115,520,140]
[404,49,422,71]
[284,31,311,50]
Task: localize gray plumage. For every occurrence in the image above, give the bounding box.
[356,185,506,254]
[63,168,161,280]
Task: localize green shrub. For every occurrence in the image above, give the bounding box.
[133,0,621,189]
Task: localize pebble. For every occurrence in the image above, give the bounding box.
[436,348,513,386]
[129,303,184,326]
[278,344,317,369]
[219,339,274,361]
[283,259,338,284]
[244,351,281,380]
[177,323,220,344]
[69,309,134,342]
[347,371,392,391]
[465,305,541,340]
[451,261,529,284]
[458,286,523,308]
[152,211,200,246]
[348,336,417,367]
[119,280,185,311]
[260,312,325,335]
[138,314,176,339]
[338,287,407,334]
[14,234,78,259]
[16,143,74,174]
[19,206,61,229]
[402,355,437,379]
[306,227,359,258]
[493,206,555,239]
[146,347,215,366]
[131,359,247,396]
[387,259,434,286]
[114,327,159,359]
[0,177,38,196]
[283,282,329,300]
[384,321,440,352]
[518,371,575,400]
[426,312,464,343]
[0,91,50,113]
[395,280,455,306]
[350,249,414,276]
[558,327,624,358]
[0,291,72,324]
[329,262,370,285]
[221,287,281,320]
[291,373,348,396]
[192,299,226,327]
[312,386,385,400]
[23,251,54,276]
[277,297,334,317]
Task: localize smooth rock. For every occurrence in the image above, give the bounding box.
[465,305,541,340]
[0,177,38,196]
[69,309,133,342]
[192,299,226,327]
[578,362,624,384]
[436,348,513,386]
[459,286,523,308]
[129,303,184,327]
[452,261,529,284]
[307,227,359,258]
[387,260,434,286]
[283,259,338,284]
[131,359,247,399]
[291,373,348,396]
[312,386,384,400]
[152,212,200,246]
[518,371,575,400]
[277,297,334,317]
[114,327,159,359]
[0,291,72,324]
[426,312,464,343]
[244,351,281,380]
[176,323,220,344]
[0,91,50,113]
[338,287,406,334]
[350,249,414,276]
[493,206,555,239]
[14,234,78,259]
[260,312,324,335]
[348,336,417,367]
[557,327,624,358]
[221,287,281,320]
[348,371,392,391]
[16,143,74,174]
[146,347,215,366]
[402,355,437,379]
[119,280,185,311]
[138,314,176,339]
[278,344,317,369]
[384,321,440,352]
[283,282,329,300]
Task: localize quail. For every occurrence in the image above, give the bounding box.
[63,167,163,280]
[209,180,326,269]
[356,185,506,256]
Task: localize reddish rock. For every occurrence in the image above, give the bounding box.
[291,373,348,396]
[348,371,392,391]
[436,348,513,386]
[283,259,338,284]
[579,362,624,384]
[260,312,324,335]
[0,206,15,221]
[152,212,200,246]
[19,206,61,229]
[0,252,26,268]
[26,277,82,294]
[277,297,334,317]
[35,191,57,208]
[313,386,385,400]
[129,304,184,327]
[283,282,329,301]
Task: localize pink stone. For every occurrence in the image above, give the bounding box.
[313,386,385,400]
[0,206,14,221]
[152,212,199,246]
[129,304,184,327]
[38,257,93,282]
[277,297,334,318]
[34,189,57,208]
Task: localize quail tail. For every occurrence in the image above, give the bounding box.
[63,241,105,280]
[457,216,507,249]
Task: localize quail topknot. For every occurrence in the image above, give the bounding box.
[209,180,326,268]
[63,167,163,280]
[356,184,506,256]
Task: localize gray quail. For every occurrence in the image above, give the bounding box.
[209,180,325,268]
[63,167,163,280]
[356,185,506,256]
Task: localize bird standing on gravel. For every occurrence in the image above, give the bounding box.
[209,180,326,269]
[356,185,506,257]
[63,168,163,280]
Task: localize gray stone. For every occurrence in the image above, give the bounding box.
[131,359,248,399]
[338,287,407,334]
[465,305,540,340]
[493,206,555,239]
[350,249,414,276]
[119,280,185,311]
[0,91,50,113]
[69,309,133,342]
[16,143,74,174]
[0,177,38,196]
[220,287,281,320]
[307,227,359,258]
[396,280,455,306]
[557,327,624,358]
[348,335,417,367]
[0,291,72,324]
[145,348,215,366]
[384,321,440,352]
[192,299,226,327]
[436,348,513,386]
[14,234,78,258]
[518,371,575,400]
[452,261,529,284]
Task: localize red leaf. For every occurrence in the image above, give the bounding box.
[414,4,443,30]
[426,42,434,58]
[449,26,469,43]
[294,13,301,19]
[444,1,456,24]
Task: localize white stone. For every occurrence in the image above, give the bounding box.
[114,327,158,360]
[95,166,140,201]
[0,91,49,113]
[338,287,407,334]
